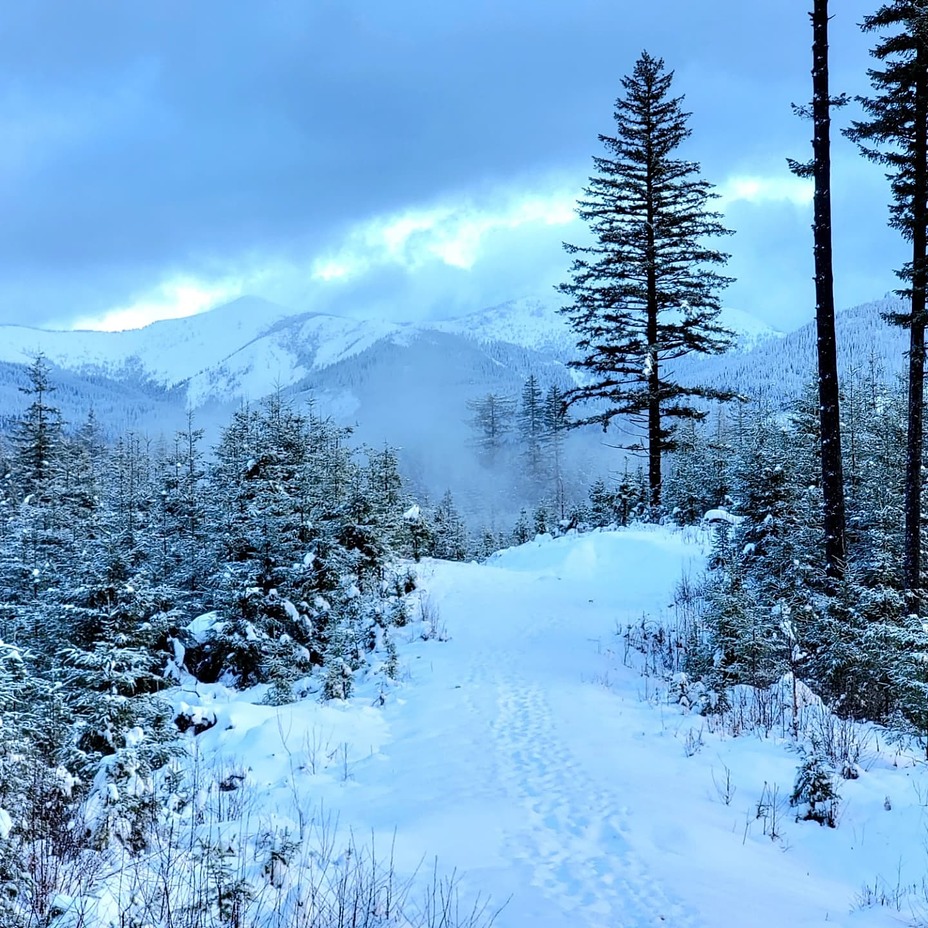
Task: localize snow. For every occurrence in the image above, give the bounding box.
[434,295,578,357]
[184,611,224,643]
[0,296,297,390]
[716,305,785,351]
[154,524,928,927]
[703,507,741,524]
[0,293,790,423]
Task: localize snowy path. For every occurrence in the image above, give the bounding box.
[195,527,919,928]
[354,528,708,928]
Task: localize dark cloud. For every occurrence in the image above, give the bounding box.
[0,0,905,330]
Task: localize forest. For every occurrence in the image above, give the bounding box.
[4,0,928,926]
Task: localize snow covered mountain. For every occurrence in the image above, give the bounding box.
[0,294,782,413]
[0,296,297,389]
[674,296,907,404]
[0,293,888,519]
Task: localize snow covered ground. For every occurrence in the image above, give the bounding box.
[173,526,928,928]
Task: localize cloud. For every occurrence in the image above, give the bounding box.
[69,278,242,332]
[0,0,894,336]
[67,181,582,331]
[718,174,814,209]
[310,186,579,284]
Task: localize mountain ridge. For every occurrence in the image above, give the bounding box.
[0,294,784,409]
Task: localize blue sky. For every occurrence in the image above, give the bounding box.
[0,0,903,332]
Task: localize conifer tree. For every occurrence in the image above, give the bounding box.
[558,51,735,507]
[431,491,468,560]
[466,393,515,466]
[13,354,62,500]
[542,385,569,517]
[847,1,928,600]
[517,375,545,488]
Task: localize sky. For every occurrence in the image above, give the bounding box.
[0,0,905,334]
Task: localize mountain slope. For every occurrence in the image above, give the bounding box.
[673,297,907,403]
[0,294,782,412]
[0,296,296,389]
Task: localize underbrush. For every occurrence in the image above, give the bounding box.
[1,753,502,928]
[619,593,879,776]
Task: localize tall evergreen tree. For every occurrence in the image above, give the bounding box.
[13,354,62,500]
[542,385,569,517]
[847,1,928,600]
[517,375,545,489]
[558,51,735,507]
[789,0,849,581]
[466,393,515,466]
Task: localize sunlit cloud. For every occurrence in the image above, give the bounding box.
[71,278,242,332]
[310,186,580,283]
[62,182,582,332]
[718,174,814,209]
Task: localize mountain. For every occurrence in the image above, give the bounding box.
[716,306,784,352]
[0,294,783,411]
[0,296,297,390]
[673,296,907,404]
[0,293,884,524]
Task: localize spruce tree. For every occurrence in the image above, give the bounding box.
[542,385,569,517]
[847,1,928,600]
[517,375,545,489]
[466,393,515,466]
[558,51,735,507]
[13,354,62,500]
[431,491,468,560]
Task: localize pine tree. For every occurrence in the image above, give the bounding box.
[13,354,63,500]
[517,375,545,489]
[558,51,735,508]
[542,385,569,517]
[847,1,928,601]
[431,491,468,560]
[466,393,515,466]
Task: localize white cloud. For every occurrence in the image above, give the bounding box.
[310,185,579,283]
[718,174,814,209]
[71,278,242,332]
[69,181,581,331]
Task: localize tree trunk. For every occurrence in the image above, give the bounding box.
[904,43,928,603]
[810,0,848,582]
[646,216,661,508]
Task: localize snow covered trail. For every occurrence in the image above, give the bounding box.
[352,528,707,928]
[190,526,919,928]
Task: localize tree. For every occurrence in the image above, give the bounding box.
[847,1,928,601]
[542,385,570,517]
[558,51,735,507]
[431,491,468,560]
[517,375,545,489]
[13,354,62,499]
[788,0,849,581]
[466,393,515,466]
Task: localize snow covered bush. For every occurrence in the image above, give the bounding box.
[790,748,841,828]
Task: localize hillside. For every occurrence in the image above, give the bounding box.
[674,297,908,404]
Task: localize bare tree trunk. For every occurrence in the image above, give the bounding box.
[810,0,848,582]
[904,45,928,603]
[646,219,661,508]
